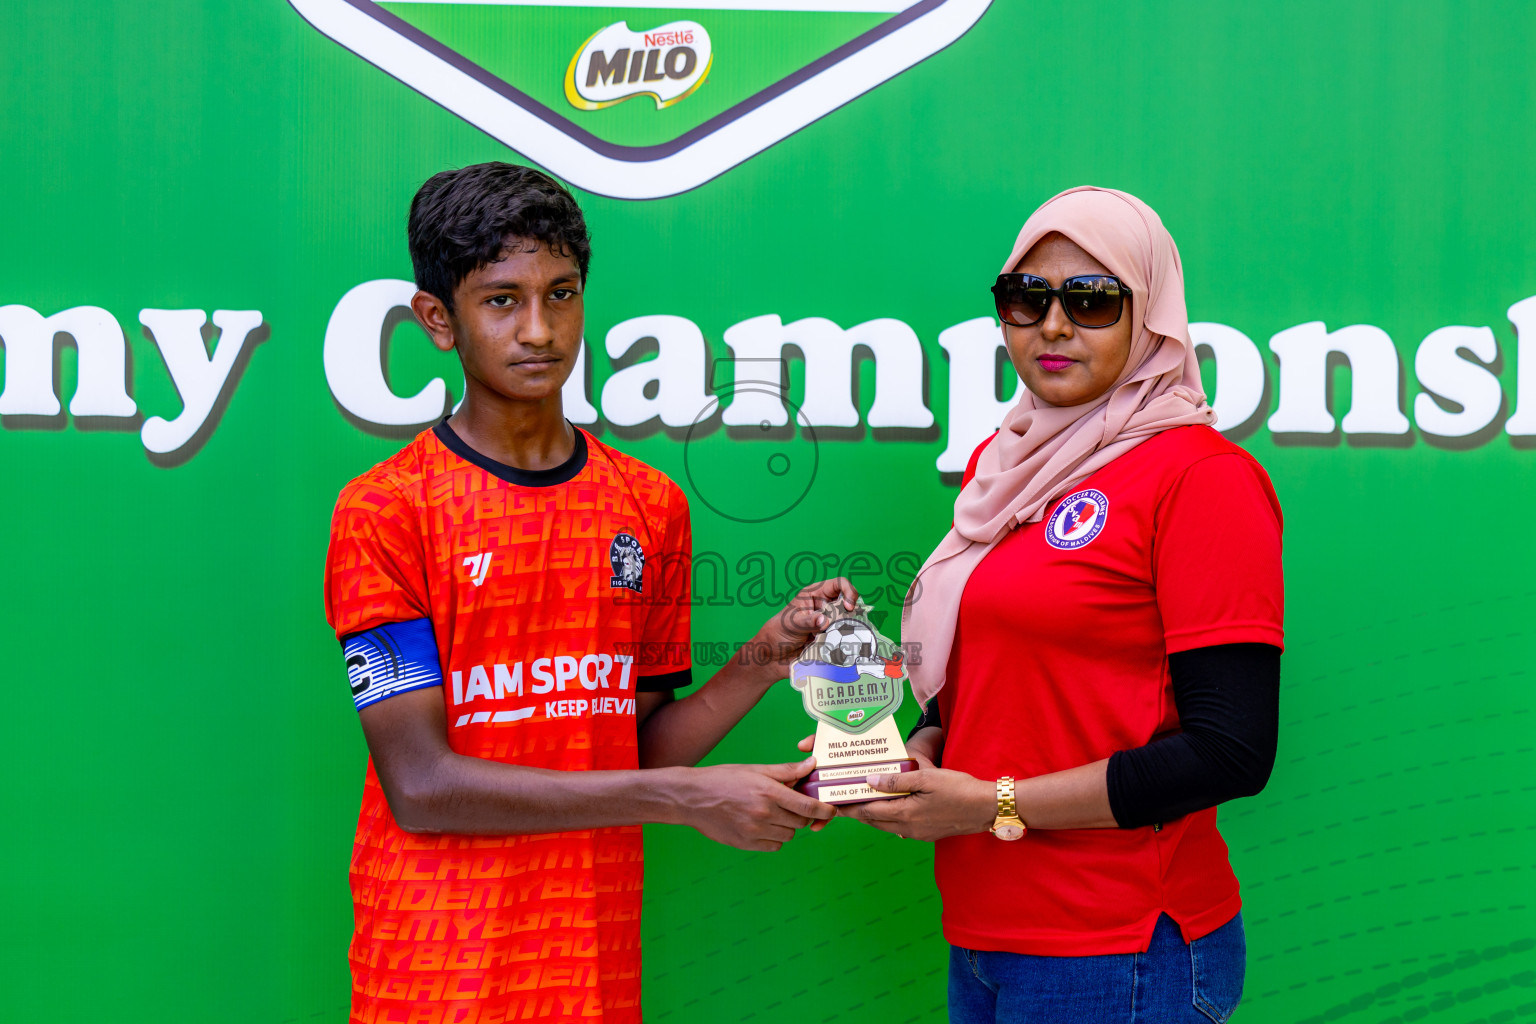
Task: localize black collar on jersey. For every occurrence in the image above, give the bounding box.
[433,418,589,487]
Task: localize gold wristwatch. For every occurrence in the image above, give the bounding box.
[990,776,1027,841]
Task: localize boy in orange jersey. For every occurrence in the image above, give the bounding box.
[324,163,843,1024]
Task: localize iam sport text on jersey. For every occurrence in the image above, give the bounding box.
[449,652,640,728]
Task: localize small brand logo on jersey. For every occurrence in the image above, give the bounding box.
[565,21,712,111]
[609,533,645,592]
[1045,489,1109,550]
[463,551,494,587]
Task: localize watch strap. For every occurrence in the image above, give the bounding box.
[996,775,1018,822]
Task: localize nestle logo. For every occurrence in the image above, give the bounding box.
[644,30,694,48]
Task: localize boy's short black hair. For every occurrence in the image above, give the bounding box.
[408,162,591,312]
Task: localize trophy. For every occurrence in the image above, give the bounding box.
[792,598,919,805]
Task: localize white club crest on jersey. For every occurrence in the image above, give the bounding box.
[609,533,645,592]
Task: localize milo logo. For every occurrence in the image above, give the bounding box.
[565,21,713,110]
[847,709,865,725]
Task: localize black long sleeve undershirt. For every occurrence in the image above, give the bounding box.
[1107,643,1280,827]
[908,642,1281,828]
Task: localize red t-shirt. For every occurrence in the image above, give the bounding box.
[934,425,1283,956]
[324,424,691,1023]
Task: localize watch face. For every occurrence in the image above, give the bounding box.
[994,823,1025,841]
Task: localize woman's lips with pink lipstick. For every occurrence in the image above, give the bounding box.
[1037,355,1075,372]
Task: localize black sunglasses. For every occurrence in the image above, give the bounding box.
[991,273,1132,329]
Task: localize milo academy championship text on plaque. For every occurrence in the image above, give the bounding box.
[792,599,918,805]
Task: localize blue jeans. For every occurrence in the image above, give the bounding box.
[949,913,1246,1024]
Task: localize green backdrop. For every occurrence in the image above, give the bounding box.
[2,2,1534,1021]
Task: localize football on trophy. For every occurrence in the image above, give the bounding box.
[825,619,878,665]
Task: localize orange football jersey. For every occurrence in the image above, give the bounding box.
[324,422,692,1024]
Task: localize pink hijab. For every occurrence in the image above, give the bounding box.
[903,186,1216,704]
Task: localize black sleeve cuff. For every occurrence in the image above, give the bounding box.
[906,698,942,741]
[1105,749,1146,829]
[636,668,693,692]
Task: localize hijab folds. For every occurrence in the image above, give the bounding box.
[902,186,1216,704]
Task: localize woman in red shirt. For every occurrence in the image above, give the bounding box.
[843,187,1283,1023]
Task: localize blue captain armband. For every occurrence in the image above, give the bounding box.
[343,618,443,711]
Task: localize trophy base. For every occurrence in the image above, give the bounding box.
[799,758,919,805]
